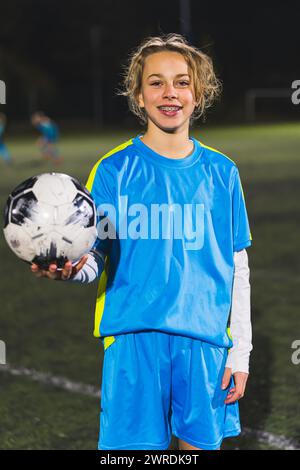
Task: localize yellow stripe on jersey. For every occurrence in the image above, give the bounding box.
[87,138,133,340]
[85,138,133,192]
[198,141,236,165]
[93,256,110,337]
[199,140,253,243]
[227,326,232,353]
[227,326,232,340]
[104,336,116,350]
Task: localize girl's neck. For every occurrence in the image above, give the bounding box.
[141,126,194,159]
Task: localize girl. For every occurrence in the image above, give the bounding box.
[31,111,62,164]
[31,33,252,451]
[0,113,12,164]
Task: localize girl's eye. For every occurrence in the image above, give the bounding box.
[149,80,190,87]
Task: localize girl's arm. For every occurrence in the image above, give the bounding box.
[69,248,105,283]
[225,249,253,374]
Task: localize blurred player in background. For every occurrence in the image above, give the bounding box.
[31,111,62,164]
[0,113,12,165]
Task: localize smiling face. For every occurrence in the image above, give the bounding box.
[138,51,197,134]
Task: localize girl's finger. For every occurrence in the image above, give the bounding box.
[34,270,44,278]
[221,367,232,389]
[74,255,88,273]
[31,264,45,278]
[61,261,73,280]
[49,264,57,273]
[225,391,238,403]
[46,264,58,279]
[225,389,244,404]
[47,270,59,280]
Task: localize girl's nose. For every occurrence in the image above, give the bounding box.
[163,84,178,99]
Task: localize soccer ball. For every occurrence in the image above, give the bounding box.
[3,173,97,269]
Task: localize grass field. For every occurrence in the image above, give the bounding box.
[0,123,300,450]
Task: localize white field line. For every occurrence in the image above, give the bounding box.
[0,363,100,398]
[241,427,299,450]
[0,363,299,450]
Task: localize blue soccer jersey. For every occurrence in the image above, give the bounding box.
[0,123,5,142]
[0,124,11,162]
[37,121,59,142]
[86,136,252,349]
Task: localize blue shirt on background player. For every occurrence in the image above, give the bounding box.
[37,120,59,143]
[0,113,12,164]
[31,111,61,163]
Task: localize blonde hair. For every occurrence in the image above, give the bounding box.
[119,33,222,124]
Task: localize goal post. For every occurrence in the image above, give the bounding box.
[245,88,292,122]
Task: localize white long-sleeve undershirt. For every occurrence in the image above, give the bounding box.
[70,249,105,283]
[70,248,252,374]
[225,249,252,374]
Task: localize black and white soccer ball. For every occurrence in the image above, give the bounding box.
[3,173,97,269]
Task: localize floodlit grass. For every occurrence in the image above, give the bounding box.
[0,122,300,449]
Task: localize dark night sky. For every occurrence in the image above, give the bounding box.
[0,0,299,125]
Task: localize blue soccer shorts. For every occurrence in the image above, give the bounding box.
[98,331,241,450]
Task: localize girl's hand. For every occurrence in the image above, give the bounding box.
[30,255,88,281]
[221,367,249,404]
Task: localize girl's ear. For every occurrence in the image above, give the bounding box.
[194,95,201,108]
[138,92,145,108]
